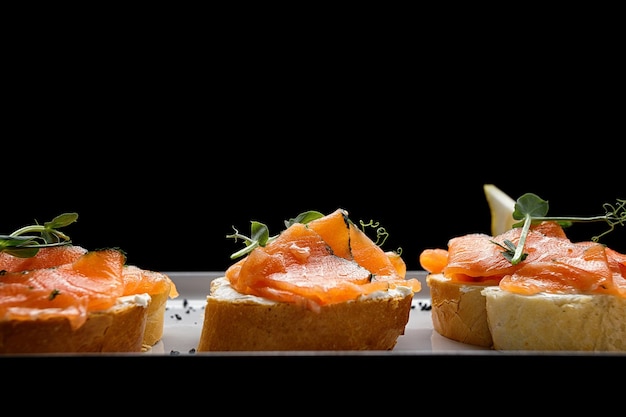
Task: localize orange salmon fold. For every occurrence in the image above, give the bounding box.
[0,246,179,330]
[226,209,421,312]
[418,221,626,298]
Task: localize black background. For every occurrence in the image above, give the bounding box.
[4,35,624,274]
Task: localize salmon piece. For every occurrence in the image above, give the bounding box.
[443,222,574,282]
[443,232,519,282]
[228,223,374,307]
[308,208,407,280]
[422,220,626,298]
[528,221,569,238]
[307,208,352,260]
[0,282,90,328]
[122,265,179,299]
[0,249,126,329]
[499,242,615,294]
[607,247,626,278]
[227,212,420,311]
[606,248,626,297]
[348,222,404,279]
[386,250,407,278]
[419,248,448,274]
[0,245,88,272]
[121,264,179,347]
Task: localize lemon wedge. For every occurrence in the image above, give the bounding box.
[483,184,517,236]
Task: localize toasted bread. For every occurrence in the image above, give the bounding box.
[426,273,495,348]
[121,266,178,349]
[197,277,414,351]
[427,272,626,352]
[0,294,151,354]
[0,249,176,354]
[482,287,626,351]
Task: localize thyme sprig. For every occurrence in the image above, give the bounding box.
[0,213,78,258]
[494,194,625,265]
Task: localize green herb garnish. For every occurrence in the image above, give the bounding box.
[284,211,325,228]
[359,219,390,247]
[227,210,400,260]
[0,213,78,258]
[227,210,325,260]
[494,194,625,265]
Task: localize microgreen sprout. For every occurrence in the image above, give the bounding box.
[358,219,403,255]
[226,210,324,260]
[494,194,625,265]
[0,213,78,258]
[227,210,402,260]
[359,219,389,246]
[226,222,274,260]
[284,211,324,228]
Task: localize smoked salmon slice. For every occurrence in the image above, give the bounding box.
[419,220,626,298]
[0,249,126,330]
[0,245,88,272]
[0,247,179,331]
[226,209,421,312]
[308,208,408,280]
[443,222,576,282]
[122,264,179,299]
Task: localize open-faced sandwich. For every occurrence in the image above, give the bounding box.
[0,213,178,354]
[419,189,626,351]
[197,208,422,351]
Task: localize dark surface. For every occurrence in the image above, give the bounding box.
[1,23,625,381]
[3,145,622,273]
[4,47,623,273]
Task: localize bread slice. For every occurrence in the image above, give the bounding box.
[141,287,171,349]
[0,249,176,354]
[0,294,151,354]
[197,277,414,351]
[121,267,178,349]
[426,273,496,348]
[482,287,626,351]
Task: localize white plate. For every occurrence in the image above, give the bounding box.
[150,271,490,355]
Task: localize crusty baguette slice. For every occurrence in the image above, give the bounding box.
[0,294,151,354]
[142,288,170,349]
[138,271,177,349]
[482,287,626,351]
[197,277,414,351]
[120,265,178,349]
[426,273,496,348]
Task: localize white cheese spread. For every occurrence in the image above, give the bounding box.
[208,277,412,304]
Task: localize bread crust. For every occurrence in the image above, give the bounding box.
[0,297,150,354]
[482,287,626,351]
[426,273,495,348]
[0,249,173,354]
[427,273,626,351]
[141,289,169,349]
[197,277,413,351]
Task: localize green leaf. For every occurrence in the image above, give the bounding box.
[284,210,324,228]
[229,210,326,260]
[227,221,276,260]
[250,221,270,246]
[0,235,38,247]
[1,212,77,258]
[512,193,549,220]
[45,213,79,229]
[498,193,624,265]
